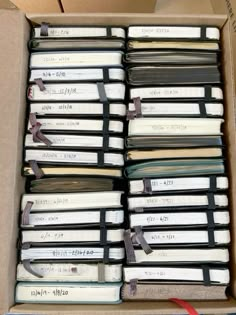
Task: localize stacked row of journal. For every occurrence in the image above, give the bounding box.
[122,25,230,301]
[16,24,127,304]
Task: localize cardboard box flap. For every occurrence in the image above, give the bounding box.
[0,0,62,13]
[0,0,16,9]
[27,13,228,27]
[61,0,157,13]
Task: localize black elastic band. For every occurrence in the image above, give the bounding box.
[100,228,107,246]
[209,176,217,193]
[206,210,215,229]
[207,227,215,247]
[102,117,109,152]
[40,22,49,37]
[100,209,107,246]
[103,245,110,264]
[106,27,112,38]
[102,68,110,84]
[200,26,207,40]
[199,101,207,118]
[23,259,43,278]
[97,151,104,167]
[100,209,106,228]
[205,85,212,100]
[207,193,216,210]
[97,82,108,103]
[202,265,211,286]
[143,178,152,194]
[103,101,110,119]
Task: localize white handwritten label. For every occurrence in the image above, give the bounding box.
[30,102,126,117]
[129,26,201,38]
[17,283,121,302]
[128,195,219,210]
[28,210,124,226]
[28,83,125,101]
[130,87,205,100]
[21,247,124,260]
[30,52,123,68]
[25,150,124,166]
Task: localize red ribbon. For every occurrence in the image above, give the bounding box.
[170,298,199,315]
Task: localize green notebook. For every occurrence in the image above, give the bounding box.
[125,158,225,179]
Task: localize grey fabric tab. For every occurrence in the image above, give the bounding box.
[21,201,33,226]
[40,22,49,36]
[127,97,142,120]
[143,178,152,194]
[29,160,44,179]
[133,97,142,118]
[29,113,52,147]
[98,263,106,283]
[23,259,43,278]
[34,78,46,91]
[97,82,108,102]
[134,226,153,255]
[124,230,136,263]
[126,110,136,120]
[129,278,138,296]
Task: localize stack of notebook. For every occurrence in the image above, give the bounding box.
[123,25,230,301]
[16,24,126,304]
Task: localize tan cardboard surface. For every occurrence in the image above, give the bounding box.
[28,13,227,27]
[0,11,236,315]
[0,0,16,9]
[9,299,236,315]
[61,0,156,13]
[154,0,214,14]
[0,9,29,315]
[9,0,61,13]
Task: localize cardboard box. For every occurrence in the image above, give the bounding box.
[0,9,236,315]
[61,0,157,13]
[0,0,62,12]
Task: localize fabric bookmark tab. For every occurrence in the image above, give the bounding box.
[124,229,136,263]
[170,298,199,315]
[129,278,138,296]
[21,201,33,226]
[28,160,44,179]
[23,259,43,278]
[134,226,153,255]
[40,22,49,37]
